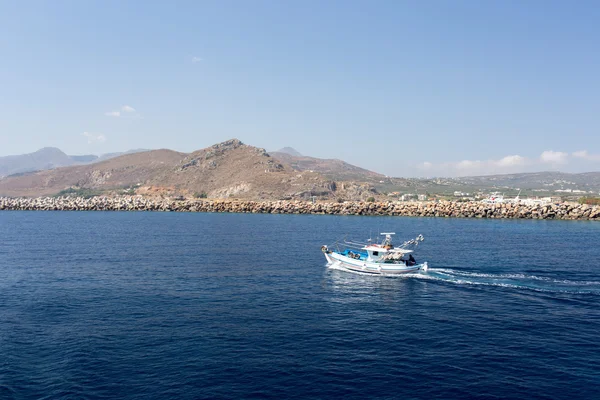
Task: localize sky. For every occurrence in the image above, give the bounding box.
[0,0,599,177]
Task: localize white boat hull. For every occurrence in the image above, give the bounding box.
[325,252,426,275]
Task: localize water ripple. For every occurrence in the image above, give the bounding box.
[1,211,599,399]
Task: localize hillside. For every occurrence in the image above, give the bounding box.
[0,139,377,200]
[270,151,385,182]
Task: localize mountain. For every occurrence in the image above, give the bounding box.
[0,148,148,178]
[0,139,377,200]
[148,139,342,199]
[0,147,76,178]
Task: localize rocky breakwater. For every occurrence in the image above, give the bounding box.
[1,196,599,220]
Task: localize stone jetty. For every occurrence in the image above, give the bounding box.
[1,196,599,220]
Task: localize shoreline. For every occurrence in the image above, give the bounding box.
[1,196,599,220]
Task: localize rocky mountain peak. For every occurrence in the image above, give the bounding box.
[211,138,244,151]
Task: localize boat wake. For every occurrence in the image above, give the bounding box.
[327,264,600,295]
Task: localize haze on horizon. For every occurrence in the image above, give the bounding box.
[1,1,599,178]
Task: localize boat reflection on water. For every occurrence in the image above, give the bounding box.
[323,262,429,303]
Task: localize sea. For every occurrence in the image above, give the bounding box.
[1,211,599,399]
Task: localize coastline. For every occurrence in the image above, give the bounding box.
[1,196,599,220]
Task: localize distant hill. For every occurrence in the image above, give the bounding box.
[455,171,600,192]
[0,148,148,178]
[69,154,99,163]
[270,151,384,182]
[371,172,600,198]
[0,139,377,200]
[96,149,149,162]
[276,147,303,157]
[0,147,75,177]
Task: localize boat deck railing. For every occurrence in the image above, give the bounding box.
[330,237,374,253]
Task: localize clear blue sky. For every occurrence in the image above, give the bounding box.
[1,0,599,177]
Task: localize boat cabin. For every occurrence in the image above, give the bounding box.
[362,245,413,262]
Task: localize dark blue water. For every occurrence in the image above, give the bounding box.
[1,212,599,399]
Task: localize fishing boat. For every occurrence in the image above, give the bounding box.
[321,233,427,274]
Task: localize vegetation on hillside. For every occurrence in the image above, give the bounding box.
[55,187,104,199]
